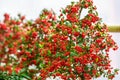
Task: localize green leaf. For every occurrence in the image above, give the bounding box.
[47,50,51,56]
[21,37,25,42]
[61,56,68,60]
[20,73,31,80]
[19,68,27,74]
[27,20,32,26]
[88,10,93,13]
[39,62,45,69]
[66,45,70,50]
[55,52,62,58]
[71,1,75,5]
[114,69,119,73]
[19,77,25,80]
[11,71,16,75]
[70,50,77,56]
[62,9,66,14]
[27,48,33,53]
[38,44,44,48]
[95,11,98,16]
[38,78,42,80]
[36,42,39,48]
[8,43,13,48]
[13,25,19,31]
[64,21,72,27]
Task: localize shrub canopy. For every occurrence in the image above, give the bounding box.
[0,0,118,80]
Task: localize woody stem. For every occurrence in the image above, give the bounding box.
[78,0,83,19]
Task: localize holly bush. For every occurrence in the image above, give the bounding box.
[0,0,119,80]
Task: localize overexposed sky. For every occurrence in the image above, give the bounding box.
[0,0,120,25]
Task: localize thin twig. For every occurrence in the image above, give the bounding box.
[78,0,83,19]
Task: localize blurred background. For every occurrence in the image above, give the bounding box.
[0,0,120,80]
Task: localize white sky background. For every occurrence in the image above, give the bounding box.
[0,0,120,25]
[0,0,120,80]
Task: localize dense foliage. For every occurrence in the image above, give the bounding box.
[0,0,118,80]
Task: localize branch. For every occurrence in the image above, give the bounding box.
[78,0,83,19]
